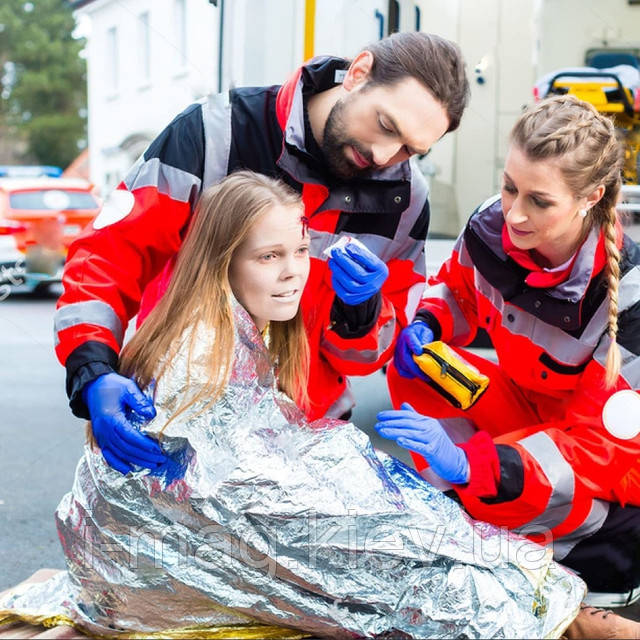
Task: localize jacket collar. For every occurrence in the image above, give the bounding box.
[274,57,411,214]
[464,197,621,330]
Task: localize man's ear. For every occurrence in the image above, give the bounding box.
[343,50,374,91]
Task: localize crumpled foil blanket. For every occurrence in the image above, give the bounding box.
[0,304,585,638]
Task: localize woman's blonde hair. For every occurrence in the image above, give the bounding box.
[108,171,309,438]
[510,95,625,387]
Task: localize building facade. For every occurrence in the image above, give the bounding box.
[72,0,640,235]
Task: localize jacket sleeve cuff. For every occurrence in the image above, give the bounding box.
[330,292,382,339]
[68,362,115,419]
[65,341,119,419]
[456,430,500,498]
[414,309,442,341]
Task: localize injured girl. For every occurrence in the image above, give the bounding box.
[0,172,584,639]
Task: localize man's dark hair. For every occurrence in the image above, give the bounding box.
[364,32,469,132]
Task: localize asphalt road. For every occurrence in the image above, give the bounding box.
[0,285,85,589]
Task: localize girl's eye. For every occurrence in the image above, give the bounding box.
[297,246,309,255]
[259,253,277,262]
[502,183,516,194]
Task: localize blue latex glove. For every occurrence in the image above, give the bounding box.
[393,321,434,380]
[329,242,389,306]
[375,402,470,484]
[83,372,166,475]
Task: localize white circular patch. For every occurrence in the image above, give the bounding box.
[93,190,135,229]
[42,190,70,210]
[602,390,640,440]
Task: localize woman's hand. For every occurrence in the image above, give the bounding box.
[393,321,434,380]
[375,402,469,484]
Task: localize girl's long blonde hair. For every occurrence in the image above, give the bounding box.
[510,95,625,387]
[120,171,310,431]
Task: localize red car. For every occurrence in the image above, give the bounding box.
[0,177,101,292]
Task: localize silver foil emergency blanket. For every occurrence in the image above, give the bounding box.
[0,304,585,638]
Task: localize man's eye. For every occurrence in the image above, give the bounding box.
[378,117,394,134]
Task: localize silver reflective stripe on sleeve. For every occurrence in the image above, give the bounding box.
[514,432,575,534]
[321,317,396,364]
[54,301,123,347]
[308,229,395,262]
[499,301,600,365]
[201,93,232,188]
[308,228,423,268]
[124,156,202,204]
[422,282,471,341]
[594,339,640,390]
[552,499,610,561]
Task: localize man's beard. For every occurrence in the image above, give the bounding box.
[321,97,374,180]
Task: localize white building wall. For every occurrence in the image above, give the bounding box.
[78,0,218,194]
[314,0,387,59]
[539,0,640,73]
[77,0,640,232]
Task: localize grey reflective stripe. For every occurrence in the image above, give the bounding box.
[474,268,505,315]
[320,317,395,364]
[579,265,640,379]
[456,234,474,268]
[546,226,599,303]
[200,93,232,188]
[617,264,640,312]
[499,302,599,364]
[124,156,201,205]
[515,432,575,534]
[594,339,640,389]
[54,301,123,346]
[552,499,609,561]
[308,228,423,270]
[308,229,393,262]
[283,71,306,151]
[404,281,425,325]
[388,159,429,274]
[423,282,471,341]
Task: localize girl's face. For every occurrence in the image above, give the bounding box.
[228,204,310,332]
[501,145,601,267]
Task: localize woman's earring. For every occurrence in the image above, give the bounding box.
[579,208,588,218]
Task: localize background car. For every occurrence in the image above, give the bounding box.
[0,176,101,293]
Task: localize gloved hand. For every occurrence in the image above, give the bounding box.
[83,372,166,475]
[375,402,469,484]
[329,242,389,306]
[393,321,434,380]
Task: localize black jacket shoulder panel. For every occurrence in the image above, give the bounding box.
[227,86,290,183]
[143,102,205,179]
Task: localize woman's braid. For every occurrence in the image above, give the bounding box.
[511,95,624,386]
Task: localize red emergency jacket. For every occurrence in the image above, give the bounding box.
[415,196,640,554]
[54,57,430,420]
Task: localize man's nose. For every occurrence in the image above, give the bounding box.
[371,141,404,167]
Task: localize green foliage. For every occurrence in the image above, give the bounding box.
[0,0,86,168]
